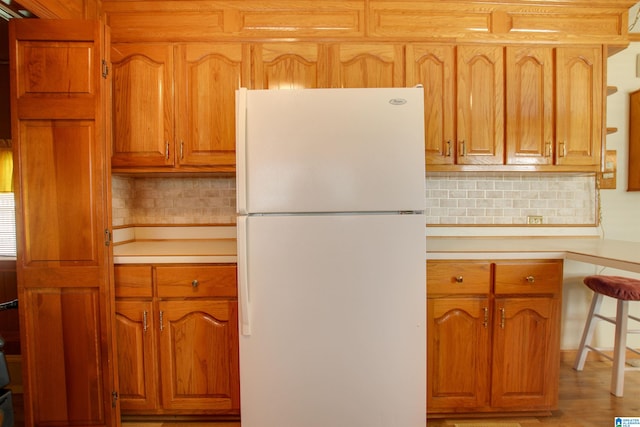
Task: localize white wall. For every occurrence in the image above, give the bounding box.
[603,41,640,242]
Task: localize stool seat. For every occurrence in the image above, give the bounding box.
[574,275,640,397]
[584,275,640,301]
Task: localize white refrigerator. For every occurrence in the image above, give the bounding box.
[235,87,426,427]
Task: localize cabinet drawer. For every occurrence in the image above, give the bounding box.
[427,260,491,295]
[494,260,562,295]
[156,265,237,298]
[115,265,153,298]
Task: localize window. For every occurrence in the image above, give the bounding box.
[0,147,15,257]
[0,193,15,257]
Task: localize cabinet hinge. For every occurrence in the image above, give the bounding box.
[111,391,118,408]
[102,59,109,79]
[104,229,112,247]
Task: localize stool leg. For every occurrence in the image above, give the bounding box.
[611,299,629,397]
[574,292,604,371]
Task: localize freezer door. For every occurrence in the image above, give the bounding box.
[238,213,426,427]
[236,87,425,215]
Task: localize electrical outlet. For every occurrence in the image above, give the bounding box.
[527,215,543,225]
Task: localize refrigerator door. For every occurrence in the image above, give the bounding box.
[236,87,425,215]
[237,213,426,427]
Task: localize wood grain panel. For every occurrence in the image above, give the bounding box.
[156,265,237,298]
[494,260,563,295]
[10,20,116,427]
[427,297,491,411]
[407,45,455,165]
[158,300,239,412]
[427,260,491,295]
[111,44,174,168]
[176,43,248,168]
[23,288,106,424]
[370,5,491,38]
[505,46,554,165]
[491,296,560,409]
[253,43,327,89]
[116,300,158,411]
[19,121,97,264]
[114,265,153,298]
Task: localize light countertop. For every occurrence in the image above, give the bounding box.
[113,226,237,264]
[112,225,640,274]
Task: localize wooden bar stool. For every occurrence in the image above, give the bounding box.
[574,275,640,397]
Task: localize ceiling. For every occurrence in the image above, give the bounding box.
[0,0,34,20]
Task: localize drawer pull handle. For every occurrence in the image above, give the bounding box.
[455,276,464,283]
[192,279,199,288]
[525,276,535,283]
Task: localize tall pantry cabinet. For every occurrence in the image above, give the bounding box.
[9,20,119,427]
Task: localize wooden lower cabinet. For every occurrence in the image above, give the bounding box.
[114,264,240,416]
[427,259,562,415]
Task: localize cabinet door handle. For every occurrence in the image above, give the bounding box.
[455,275,463,283]
[159,310,164,331]
[558,141,566,157]
[459,140,466,156]
[525,275,535,283]
[545,141,552,157]
[180,141,184,159]
[483,307,488,328]
[446,140,452,157]
[192,279,199,288]
[500,307,506,329]
[143,310,148,333]
[165,142,170,160]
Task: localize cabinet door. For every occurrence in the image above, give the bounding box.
[505,46,554,165]
[491,297,560,409]
[457,45,504,165]
[116,300,158,411]
[253,43,328,89]
[111,44,174,168]
[175,43,249,169]
[407,45,455,165]
[555,46,602,167]
[158,300,240,413]
[427,297,490,412]
[10,20,118,427]
[329,44,404,88]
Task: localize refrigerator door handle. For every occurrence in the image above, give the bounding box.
[237,216,252,336]
[235,88,248,215]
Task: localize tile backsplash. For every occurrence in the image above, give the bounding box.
[112,176,236,227]
[112,173,597,226]
[426,172,597,225]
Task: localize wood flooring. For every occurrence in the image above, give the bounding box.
[13,359,640,427]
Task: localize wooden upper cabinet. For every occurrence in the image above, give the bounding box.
[505,46,554,165]
[253,43,328,89]
[175,43,249,169]
[111,43,247,172]
[407,45,456,166]
[555,46,603,167]
[111,44,174,168]
[456,45,504,165]
[329,44,404,88]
